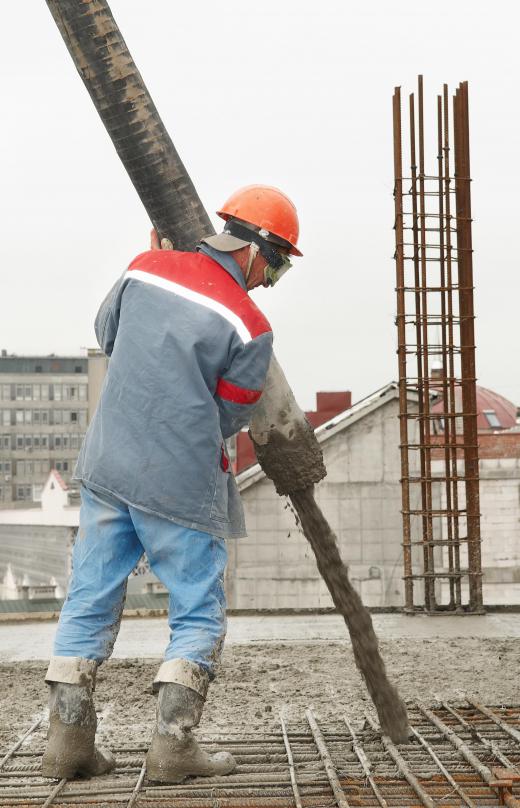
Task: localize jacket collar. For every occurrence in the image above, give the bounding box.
[198,243,247,291]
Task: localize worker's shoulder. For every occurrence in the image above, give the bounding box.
[126,250,272,340]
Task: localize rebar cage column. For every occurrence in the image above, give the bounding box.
[392,77,483,613]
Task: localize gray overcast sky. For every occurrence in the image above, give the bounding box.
[1,1,518,410]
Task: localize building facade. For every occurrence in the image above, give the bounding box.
[0,351,106,507]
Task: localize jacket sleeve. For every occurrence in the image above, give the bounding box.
[215,331,273,439]
[94,272,128,357]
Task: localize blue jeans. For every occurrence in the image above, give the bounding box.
[53,485,228,677]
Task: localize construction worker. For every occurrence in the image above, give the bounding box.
[42,185,302,783]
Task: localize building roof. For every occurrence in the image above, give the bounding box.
[432,384,517,431]
[0,355,87,374]
[475,386,517,431]
[238,382,408,491]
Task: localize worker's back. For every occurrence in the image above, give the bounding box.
[73,249,273,538]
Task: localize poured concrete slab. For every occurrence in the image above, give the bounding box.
[0,612,519,661]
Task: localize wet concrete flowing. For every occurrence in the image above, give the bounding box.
[290,487,410,743]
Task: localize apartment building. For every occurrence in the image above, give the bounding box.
[0,351,106,506]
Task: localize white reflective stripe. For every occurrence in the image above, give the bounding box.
[126,268,252,344]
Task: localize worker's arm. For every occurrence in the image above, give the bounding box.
[94,272,127,356]
[215,332,273,439]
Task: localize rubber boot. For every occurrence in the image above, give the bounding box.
[41,682,115,779]
[146,682,236,784]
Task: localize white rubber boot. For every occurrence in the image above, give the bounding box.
[146,682,236,784]
[42,658,115,780]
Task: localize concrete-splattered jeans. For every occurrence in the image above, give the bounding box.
[52,484,227,682]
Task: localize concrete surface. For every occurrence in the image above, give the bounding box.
[1,612,519,661]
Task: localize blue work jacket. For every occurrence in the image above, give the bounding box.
[73,245,273,538]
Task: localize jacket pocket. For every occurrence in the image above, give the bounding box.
[210,444,231,523]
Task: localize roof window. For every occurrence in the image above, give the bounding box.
[483,409,501,428]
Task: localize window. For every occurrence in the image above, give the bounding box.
[24,436,32,450]
[15,410,24,424]
[79,411,87,427]
[33,435,40,449]
[53,384,62,401]
[24,385,32,401]
[484,409,501,429]
[2,410,10,426]
[41,410,49,425]
[41,435,49,449]
[16,485,32,501]
[15,385,23,401]
[70,411,78,423]
[62,435,70,450]
[62,410,70,425]
[1,385,10,401]
[0,435,9,449]
[1,461,11,475]
[33,410,40,424]
[71,434,80,450]
[74,366,82,374]
[16,435,24,449]
[79,385,87,401]
[54,436,62,449]
[24,410,32,425]
[53,410,63,425]
[33,484,43,501]
[33,385,40,401]
[64,385,78,400]
[41,384,49,400]
[20,461,34,476]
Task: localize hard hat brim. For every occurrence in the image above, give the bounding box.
[201,233,252,252]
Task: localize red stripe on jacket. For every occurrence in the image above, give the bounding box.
[216,378,262,405]
[127,250,271,340]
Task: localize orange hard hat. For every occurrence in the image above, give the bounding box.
[217,185,302,256]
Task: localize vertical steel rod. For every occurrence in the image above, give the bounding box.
[42,777,67,808]
[437,93,456,607]
[306,709,351,808]
[453,82,483,611]
[417,75,436,610]
[410,724,477,808]
[364,713,436,808]
[409,91,430,605]
[393,86,414,611]
[127,759,146,808]
[280,714,303,808]
[343,715,389,808]
[443,82,463,607]
[0,717,43,770]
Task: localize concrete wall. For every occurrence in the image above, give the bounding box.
[479,457,520,603]
[230,397,423,609]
